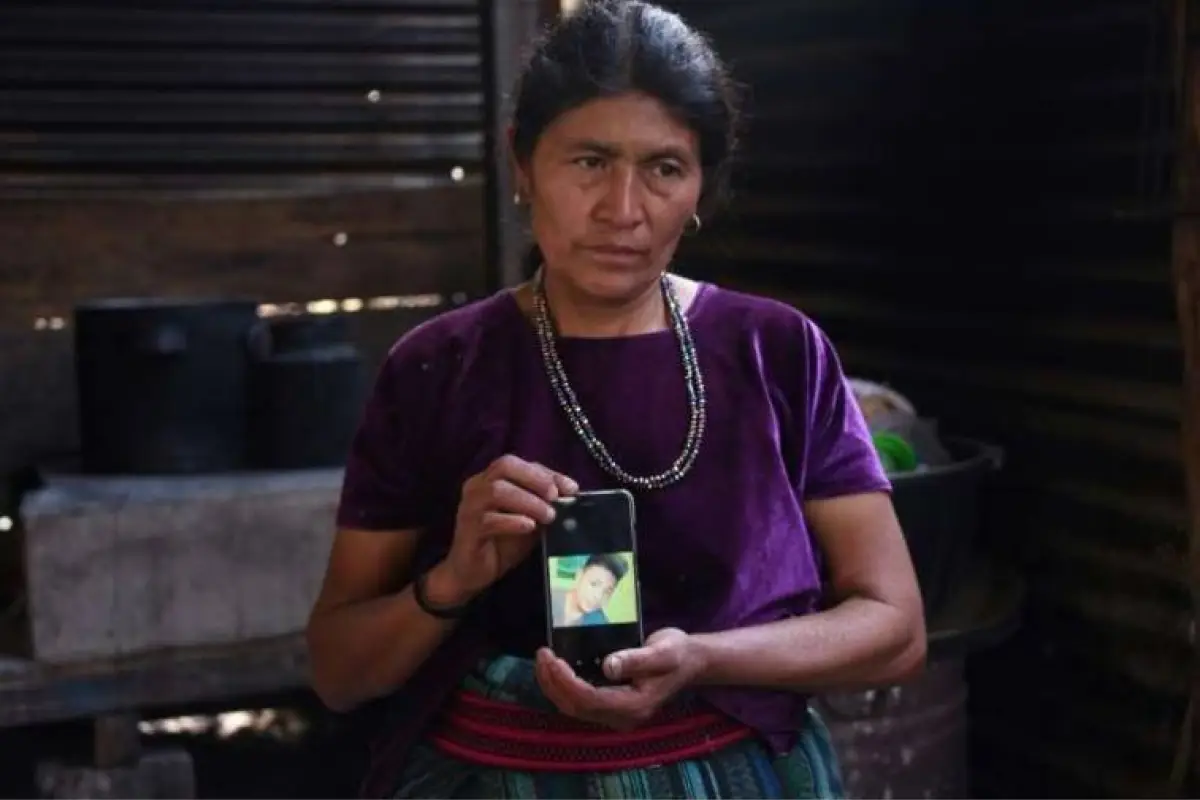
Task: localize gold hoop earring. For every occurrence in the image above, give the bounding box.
[684,213,702,236]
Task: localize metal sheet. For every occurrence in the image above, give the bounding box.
[1171,2,1200,794]
[660,0,1188,795]
[0,1,484,184]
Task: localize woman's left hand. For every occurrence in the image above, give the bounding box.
[535,628,705,731]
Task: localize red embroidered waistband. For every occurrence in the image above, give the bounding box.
[428,689,755,772]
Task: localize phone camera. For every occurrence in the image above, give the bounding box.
[562,517,578,532]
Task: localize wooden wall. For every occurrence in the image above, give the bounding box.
[0,1,490,476]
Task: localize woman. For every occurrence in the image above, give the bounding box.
[306,1,925,798]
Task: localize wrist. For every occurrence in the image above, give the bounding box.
[683,631,718,686]
[422,561,476,608]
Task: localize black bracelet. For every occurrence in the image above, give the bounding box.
[412,570,470,620]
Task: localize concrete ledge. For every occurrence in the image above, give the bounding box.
[19,468,341,664]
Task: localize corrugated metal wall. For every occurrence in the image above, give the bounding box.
[0,0,483,190]
[662,0,1189,796]
[0,0,489,474]
[1174,2,1200,792]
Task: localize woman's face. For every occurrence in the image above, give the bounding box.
[517,92,704,303]
[574,564,618,613]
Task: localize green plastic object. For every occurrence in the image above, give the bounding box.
[873,431,919,473]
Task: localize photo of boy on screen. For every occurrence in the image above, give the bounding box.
[549,553,632,628]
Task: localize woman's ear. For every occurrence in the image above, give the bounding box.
[506,126,529,200]
[510,157,531,204]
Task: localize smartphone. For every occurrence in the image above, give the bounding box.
[541,488,645,686]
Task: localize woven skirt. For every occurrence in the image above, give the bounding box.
[390,655,845,800]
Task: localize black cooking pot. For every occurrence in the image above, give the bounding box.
[246,314,367,470]
[73,297,260,475]
[890,437,1004,617]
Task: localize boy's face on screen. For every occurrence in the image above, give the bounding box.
[574,565,617,613]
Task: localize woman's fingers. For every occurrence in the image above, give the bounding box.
[488,455,576,501]
[479,511,539,537]
[484,479,555,525]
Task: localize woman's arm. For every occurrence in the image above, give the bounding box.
[306,528,470,713]
[689,491,926,692]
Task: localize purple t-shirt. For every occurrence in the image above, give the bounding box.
[336,282,890,770]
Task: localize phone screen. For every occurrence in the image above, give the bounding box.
[541,489,644,685]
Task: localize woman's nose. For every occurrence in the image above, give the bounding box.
[596,168,643,226]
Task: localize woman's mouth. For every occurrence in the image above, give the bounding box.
[584,245,648,264]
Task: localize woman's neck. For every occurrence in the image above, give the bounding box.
[540,271,668,339]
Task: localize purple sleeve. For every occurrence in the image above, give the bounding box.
[335,339,439,531]
[801,320,892,500]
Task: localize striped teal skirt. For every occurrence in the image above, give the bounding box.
[391,655,845,799]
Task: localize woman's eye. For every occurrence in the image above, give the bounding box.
[653,161,684,179]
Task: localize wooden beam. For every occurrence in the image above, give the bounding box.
[481,0,548,289]
[0,186,483,331]
[0,634,307,729]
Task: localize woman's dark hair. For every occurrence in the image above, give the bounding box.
[583,553,629,583]
[511,0,742,276]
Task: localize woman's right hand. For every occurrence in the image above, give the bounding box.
[427,455,578,604]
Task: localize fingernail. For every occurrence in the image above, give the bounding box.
[605,655,621,680]
[564,477,580,494]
